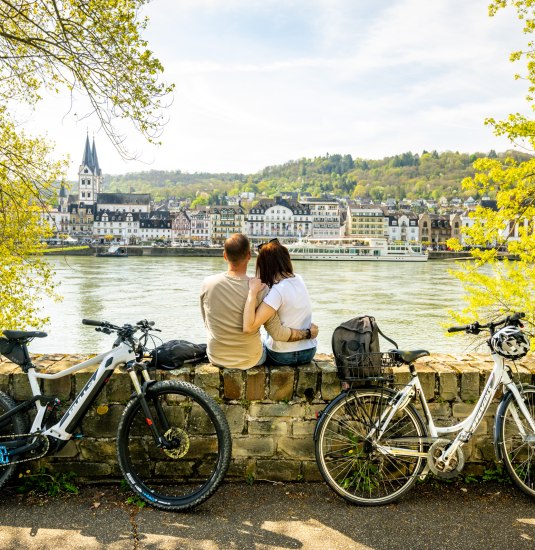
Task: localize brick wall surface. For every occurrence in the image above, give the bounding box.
[1,352,534,481]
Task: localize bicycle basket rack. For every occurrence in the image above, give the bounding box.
[336,352,403,382]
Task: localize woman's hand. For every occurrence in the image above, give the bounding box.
[248,277,266,294]
[310,323,319,339]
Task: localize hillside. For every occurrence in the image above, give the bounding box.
[103,149,533,203]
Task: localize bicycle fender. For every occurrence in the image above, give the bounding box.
[493,384,535,462]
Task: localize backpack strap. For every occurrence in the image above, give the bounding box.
[377,325,398,349]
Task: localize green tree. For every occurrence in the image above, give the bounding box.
[0,0,172,329]
[447,1,535,333]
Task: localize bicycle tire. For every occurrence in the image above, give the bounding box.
[315,387,427,505]
[0,390,28,489]
[116,380,231,511]
[497,385,535,499]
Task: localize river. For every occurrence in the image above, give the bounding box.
[31,256,479,356]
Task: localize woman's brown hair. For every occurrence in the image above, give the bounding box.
[256,241,294,288]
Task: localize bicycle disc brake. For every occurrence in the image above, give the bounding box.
[0,433,50,466]
[162,427,190,459]
[427,438,465,479]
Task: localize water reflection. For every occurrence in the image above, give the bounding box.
[33,256,477,356]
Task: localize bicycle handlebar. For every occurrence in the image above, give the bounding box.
[82,319,104,327]
[447,312,525,335]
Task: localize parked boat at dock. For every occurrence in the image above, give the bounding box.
[286,238,428,262]
[95,245,128,258]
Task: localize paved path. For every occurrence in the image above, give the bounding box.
[0,481,534,549]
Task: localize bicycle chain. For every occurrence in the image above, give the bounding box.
[0,433,50,466]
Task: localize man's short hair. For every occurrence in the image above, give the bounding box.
[224,233,250,263]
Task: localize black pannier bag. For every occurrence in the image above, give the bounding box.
[332,315,398,381]
[0,337,27,365]
[150,339,207,370]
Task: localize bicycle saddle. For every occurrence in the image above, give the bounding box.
[391,349,430,364]
[2,330,48,340]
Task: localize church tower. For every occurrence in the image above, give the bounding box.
[78,134,102,207]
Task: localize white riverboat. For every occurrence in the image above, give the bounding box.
[286,238,428,262]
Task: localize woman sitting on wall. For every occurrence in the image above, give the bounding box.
[243,239,317,366]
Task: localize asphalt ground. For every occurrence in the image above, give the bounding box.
[0,480,534,550]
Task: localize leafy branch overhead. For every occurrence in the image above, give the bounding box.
[0,0,172,329]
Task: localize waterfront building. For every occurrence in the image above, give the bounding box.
[171,209,191,241]
[346,203,387,239]
[418,213,452,247]
[189,207,211,243]
[301,197,341,238]
[210,205,245,244]
[139,217,172,242]
[246,197,312,241]
[385,213,419,242]
[94,210,141,243]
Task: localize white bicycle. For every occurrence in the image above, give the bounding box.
[315,312,535,505]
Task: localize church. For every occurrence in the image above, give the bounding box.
[56,135,171,243]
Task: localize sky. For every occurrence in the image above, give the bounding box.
[18,0,531,180]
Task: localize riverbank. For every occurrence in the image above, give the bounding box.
[43,245,475,260]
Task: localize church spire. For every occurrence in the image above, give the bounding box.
[91,136,101,175]
[82,133,93,171]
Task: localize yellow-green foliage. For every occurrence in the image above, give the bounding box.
[447,1,535,336]
[0,1,172,330]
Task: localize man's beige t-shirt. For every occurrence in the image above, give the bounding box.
[200,272,290,369]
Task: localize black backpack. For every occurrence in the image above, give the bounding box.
[332,315,398,381]
[150,340,207,370]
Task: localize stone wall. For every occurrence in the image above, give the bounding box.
[1,352,534,481]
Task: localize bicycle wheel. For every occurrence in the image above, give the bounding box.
[497,386,535,498]
[0,390,28,489]
[315,387,427,505]
[117,380,231,511]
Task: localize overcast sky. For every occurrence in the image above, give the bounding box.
[19,0,530,179]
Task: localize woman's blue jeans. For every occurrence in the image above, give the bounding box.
[266,346,317,367]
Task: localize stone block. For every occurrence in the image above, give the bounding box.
[302,460,323,481]
[80,405,125,437]
[0,364,16,392]
[246,367,266,401]
[221,403,246,434]
[417,369,436,401]
[79,438,117,459]
[232,436,275,458]
[194,365,220,398]
[292,420,317,436]
[166,367,193,383]
[42,374,72,401]
[12,371,35,401]
[249,402,306,418]
[268,367,295,401]
[460,369,480,402]
[296,363,319,399]
[277,436,315,460]
[248,418,288,435]
[223,369,244,400]
[226,458,255,479]
[74,369,107,405]
[438,370,458,402]
[46,461,113,478]
[53,440,79,458]
[105,371,133,403]
[256,459,300,481]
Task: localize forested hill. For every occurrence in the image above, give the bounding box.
[103,149,532,203]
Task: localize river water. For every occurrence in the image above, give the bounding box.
[31,256,479,356]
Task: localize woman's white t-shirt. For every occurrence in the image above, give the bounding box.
[262,274,316,352]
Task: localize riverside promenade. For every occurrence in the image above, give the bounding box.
[0,480,534,549]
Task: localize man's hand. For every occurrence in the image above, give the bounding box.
[310,323,319,339]
[248,277,266,294]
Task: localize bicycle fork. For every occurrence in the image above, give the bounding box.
[125,363,174,450]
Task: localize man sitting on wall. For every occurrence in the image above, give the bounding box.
[200,233,318,369]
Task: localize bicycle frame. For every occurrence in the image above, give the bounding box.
[20,342,136,441]
[376,346,535,466]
